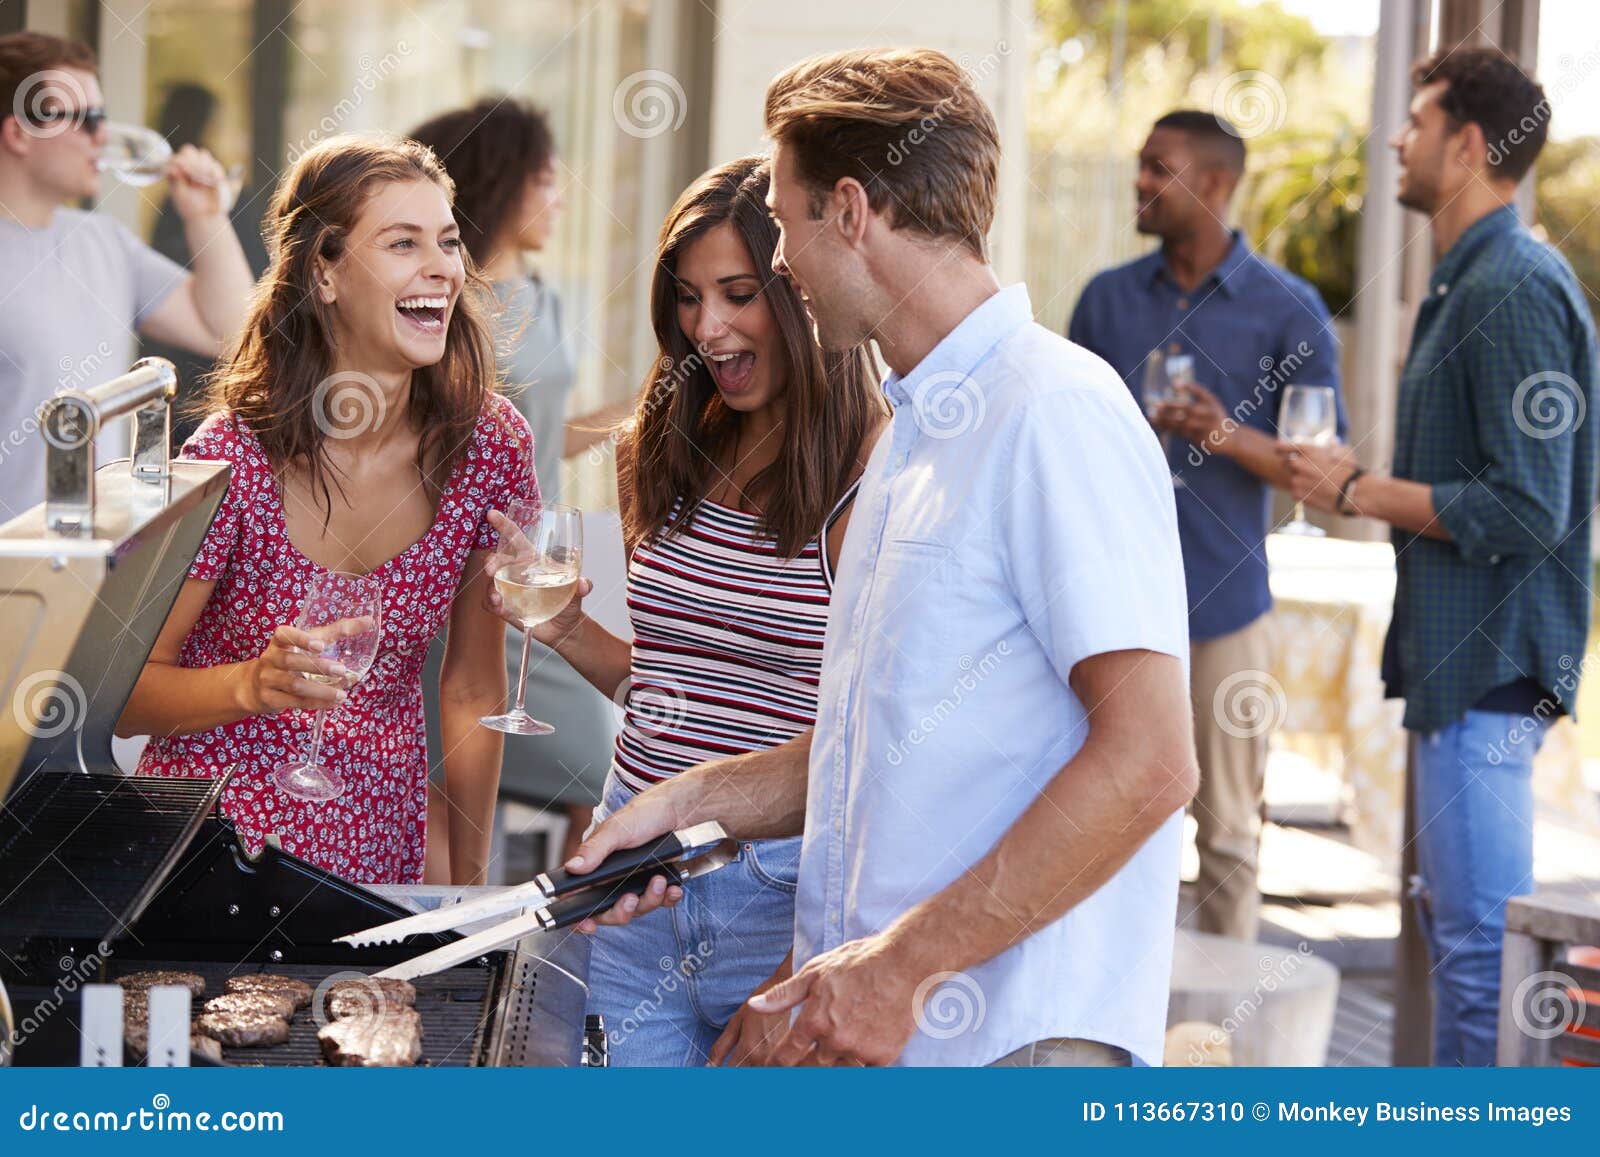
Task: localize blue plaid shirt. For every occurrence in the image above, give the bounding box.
[1386,205,1599,733]
[1069,234,1343,640]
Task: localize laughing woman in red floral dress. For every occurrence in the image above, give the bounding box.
[117,136,533,885]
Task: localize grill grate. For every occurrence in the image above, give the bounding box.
[109,960,502,1067]
[0,772,221,942]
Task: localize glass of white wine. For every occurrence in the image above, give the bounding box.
[1142,348,1194,489]
[481,501,583,736]
[270,570,382,803]
[96,122,172,187]
[1278,384,1339,537]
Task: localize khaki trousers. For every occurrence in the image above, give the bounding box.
[1189,614,1276,941]
[988,1037,1132,1067]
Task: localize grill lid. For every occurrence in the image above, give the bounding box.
[0,360,231,940]
[0,771,224,944]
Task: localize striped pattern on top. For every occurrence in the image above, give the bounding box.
[611,485,857,794]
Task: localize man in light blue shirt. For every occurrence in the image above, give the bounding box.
[567,48,1197,1066]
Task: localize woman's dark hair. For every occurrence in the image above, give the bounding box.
[202,134,499,524]
[621,156,884,559]
[407,98,555,262]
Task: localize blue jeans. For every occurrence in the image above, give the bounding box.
[584,777,800,1066]
[1411,710,1548,1066]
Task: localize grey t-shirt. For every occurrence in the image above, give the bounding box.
[494,274,575,504]
[0,208,186,519]
[490,275,617,804]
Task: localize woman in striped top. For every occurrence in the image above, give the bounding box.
[485,156,884,1064]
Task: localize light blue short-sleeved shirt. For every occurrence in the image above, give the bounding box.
[795,284,1190,1066]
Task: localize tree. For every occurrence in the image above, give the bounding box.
[1030,1,1369,318]
[1535,137,1600,329]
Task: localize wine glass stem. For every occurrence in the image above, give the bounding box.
[1293,499,1308,525]
[511,629,533,714]
[304,708,329,767]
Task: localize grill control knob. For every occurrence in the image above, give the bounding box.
[227,904,240,916]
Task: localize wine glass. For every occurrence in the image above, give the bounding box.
[1142,349,1194,489]
[481,501,584,736]
[97,122,172,187]
[1278,384,1339,537]
[270,570,383,802]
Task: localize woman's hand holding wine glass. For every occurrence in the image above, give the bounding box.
[237,623,356,715]
[482,509,591,648]
[270,571,383,803]
[481,501,584,736]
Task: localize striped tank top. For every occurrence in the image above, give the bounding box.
[611,482,860,794]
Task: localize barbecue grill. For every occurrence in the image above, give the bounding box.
[0,361,591,1067]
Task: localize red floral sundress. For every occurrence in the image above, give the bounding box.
[136,395,536,883]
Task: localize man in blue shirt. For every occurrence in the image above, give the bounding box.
[1287,49,1597,1066]
[1069,111,1342,942]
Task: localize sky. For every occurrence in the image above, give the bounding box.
[1254,0,1600,139]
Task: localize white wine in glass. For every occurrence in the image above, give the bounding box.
[1142,349,1194,488]
[96,122,172,187]
[494,565,580,625]
[270,570,382,802]
[482,501,583,736]
[1278,384,1339,537]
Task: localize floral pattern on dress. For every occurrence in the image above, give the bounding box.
[135,394,536,884]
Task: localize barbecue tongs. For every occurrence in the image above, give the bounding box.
[339,823,740,981]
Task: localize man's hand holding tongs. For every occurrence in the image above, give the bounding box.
[562,781,691,932]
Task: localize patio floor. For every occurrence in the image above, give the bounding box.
[1175,750,1600,1067]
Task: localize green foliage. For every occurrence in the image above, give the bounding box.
[1535,137,1600,328]
[1237,126,1366,317]
[1030,1,1367,316]
[1037,0,1326,74]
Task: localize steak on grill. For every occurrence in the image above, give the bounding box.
[203,990,298,1021]
[317,1008,423,1067]
[224,974,314,1011]
[193,1009,291,1047]
[116,970,206,998]
[123,1016,225,1063]
[324,976,416,1020]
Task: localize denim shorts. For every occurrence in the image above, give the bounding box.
[584,774,800,1066]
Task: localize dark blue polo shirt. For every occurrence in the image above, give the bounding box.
[1068,233,1344,641]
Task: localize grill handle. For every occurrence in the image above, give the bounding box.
[42,357,179,533]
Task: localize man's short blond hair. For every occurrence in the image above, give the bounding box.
[764,48,999,259]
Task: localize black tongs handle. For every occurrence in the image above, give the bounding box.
[537,830,688,899]
[541,865,686,930]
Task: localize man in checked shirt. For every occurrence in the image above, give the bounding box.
[1287,48,1599,1067]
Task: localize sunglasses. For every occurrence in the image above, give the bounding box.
[26,106,110,135]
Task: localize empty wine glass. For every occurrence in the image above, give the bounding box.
[1278,384,1339,537]
[270,570,383,802]
[97,122,172,187]
[1142,348,1195,489]
[481,501,583,736]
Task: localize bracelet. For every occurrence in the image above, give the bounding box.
[1336,467,1367,517]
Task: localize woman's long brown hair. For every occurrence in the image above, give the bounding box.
[622,156,883,558]
[201,134,499,523]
